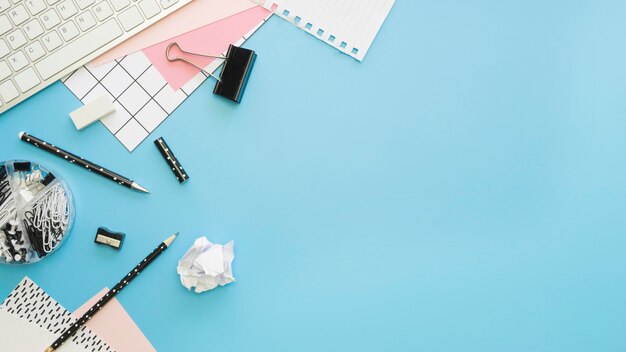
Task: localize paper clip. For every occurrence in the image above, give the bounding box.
[165,42,257,103]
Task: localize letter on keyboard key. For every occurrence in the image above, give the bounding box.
[25,41,46,61]
[0,15,11,36]
[42,31,62,51]
[8,50,28,71]
[7,29,26,49]
[15,67,41,92]
[159,0,177,9]
[24,19,44,39]
[9,4,29,25]
[0,39,9,58]
[35,19,123,80]
[92,1,113,21]
[138,0,160,19]
[0,61,10,80]
[0,80,19,103]
[59,20,79,41]
[76,10,96,31]
[57,0,78,19]
[41,9,61,29]
[25,0,46,15]
[118,6,143,31]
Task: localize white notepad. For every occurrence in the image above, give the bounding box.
[0,311,90,352]
[251,0,395,61]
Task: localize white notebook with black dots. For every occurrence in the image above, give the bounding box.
[0,277,114,352]
[251,0,395,61]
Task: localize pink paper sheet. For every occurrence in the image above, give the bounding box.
[73,288,155,352]
[91,0,256,66]
[143,5,270,90]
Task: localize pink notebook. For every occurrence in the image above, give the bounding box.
[143,5,271,90]
[73,288,155,352]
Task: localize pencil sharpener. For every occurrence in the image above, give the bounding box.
[94,227,125,250]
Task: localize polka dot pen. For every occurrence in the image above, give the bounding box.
[44,233,177,352]
[18,132,150,193]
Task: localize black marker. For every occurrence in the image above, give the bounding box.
[154,137,189,183]
[18,132,149,193]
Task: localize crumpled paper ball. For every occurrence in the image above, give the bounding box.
[177,237,235,293]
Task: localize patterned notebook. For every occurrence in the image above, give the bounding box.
[0,277,114,352]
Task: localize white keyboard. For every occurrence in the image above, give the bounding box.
[0,0,191,113]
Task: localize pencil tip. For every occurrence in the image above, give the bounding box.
[18,131,24,139]
[164,233,178,247]
[132,182,150,193]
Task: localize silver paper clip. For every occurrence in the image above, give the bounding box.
[165,42,226,82]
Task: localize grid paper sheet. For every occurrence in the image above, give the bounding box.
[62,18,268,152]
[251,0,395,61]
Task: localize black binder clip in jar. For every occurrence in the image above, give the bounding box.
[165,42,257,103]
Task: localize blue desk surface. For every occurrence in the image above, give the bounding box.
[2,1,626,350]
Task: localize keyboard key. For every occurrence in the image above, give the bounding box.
[45,0,60,5]
[75,10,95,31]
[25,41,45,61]
[59,20,78,41]
[10,0,19,4]
[0,80,19,102]
[0,15,10,35]
[118,6,142,31]
[15,67,41,92]
[8,50,28,71]
[25,0,46,15]
[41,8,61,29]
[0,61,10,80]
[138,0,159,19]
[42,31,62,50]
[57,0,77,19]
[75,0,93,9]
[159,0,176,9]
[92,1,112,21]
[24,18,44,39]
[35,19,122,79]
[0,39,8,58]
[0,0,11,12]
[110,0,128,11]
[6,28,26,49]
[8,4,29,25]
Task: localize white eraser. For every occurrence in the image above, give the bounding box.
[69,95,115,130]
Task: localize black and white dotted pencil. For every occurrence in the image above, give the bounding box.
[18,132,150,193]
[44,233,178,352]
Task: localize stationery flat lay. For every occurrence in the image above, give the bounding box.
[1,0,397,349]
[2,1,621,351]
